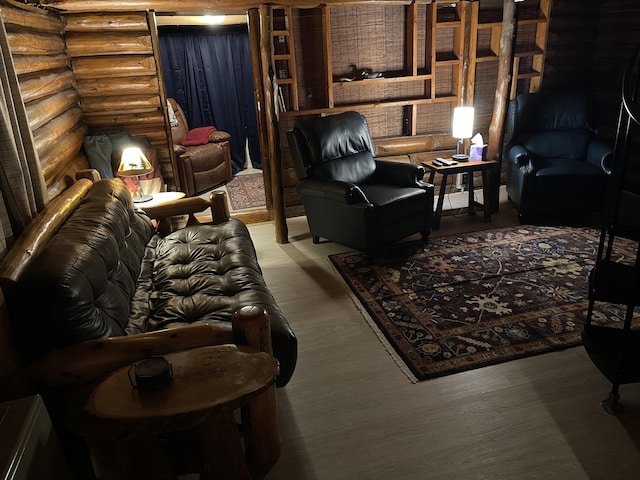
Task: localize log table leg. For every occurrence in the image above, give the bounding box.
[200,411,251,480]
[89,437,177,480]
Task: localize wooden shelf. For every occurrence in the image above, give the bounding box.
[473,0,551,99]
[475,52,499,62]
[277,1,550,133]
[435,52,461,64]
[515,69,541,80]
[271,7,298,111]
[332,74,432,87]
[515,47,545,57]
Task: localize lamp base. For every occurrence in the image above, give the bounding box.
[452,153,469,162]
[133,194,153,203]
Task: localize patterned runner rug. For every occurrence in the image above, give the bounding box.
[226,172,265,210]
[329,225,635,381]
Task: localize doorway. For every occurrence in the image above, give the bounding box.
[157,15,266,212]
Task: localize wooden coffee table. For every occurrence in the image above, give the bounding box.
[415,154,499,229]
[80,345,280,480]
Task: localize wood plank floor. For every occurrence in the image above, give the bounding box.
[245,200,640,480]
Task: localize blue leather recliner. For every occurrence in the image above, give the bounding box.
[505,90,613,223]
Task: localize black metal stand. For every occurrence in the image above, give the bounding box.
[583,41,640,414]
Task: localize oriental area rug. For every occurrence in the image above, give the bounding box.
[225,172,265,211]
[329,226,636,382]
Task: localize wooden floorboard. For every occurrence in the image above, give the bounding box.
[245,200,640,480]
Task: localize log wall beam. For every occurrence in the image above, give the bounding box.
[38,0,432,14]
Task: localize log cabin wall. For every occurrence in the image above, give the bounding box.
[592,0,640,151]
[1,0,88,201]
[0,0,638,228]
[64,12,177,190]
[543,0,640,148]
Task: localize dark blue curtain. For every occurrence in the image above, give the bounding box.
[159,26,260,174]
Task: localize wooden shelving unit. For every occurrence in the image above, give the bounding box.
[272,6,298,111]
[471,0,551,99]
[274,1,550,137]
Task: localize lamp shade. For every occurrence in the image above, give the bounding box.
[452,106,475,139]
[118,147,153,177]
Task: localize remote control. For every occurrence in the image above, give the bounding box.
[435,157,457,166]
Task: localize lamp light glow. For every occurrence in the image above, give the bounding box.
[452,106,475,159]
[118,147,154,203]
[203,15,226,25]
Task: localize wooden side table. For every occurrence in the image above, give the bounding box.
[417,155,499,230]
[78,345,279,480]
[138,190,186,208]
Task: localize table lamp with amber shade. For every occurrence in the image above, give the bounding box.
[118,147,154,203]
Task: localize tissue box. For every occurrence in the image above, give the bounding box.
[470,144,488,161]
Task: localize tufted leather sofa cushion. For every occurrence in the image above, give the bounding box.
[10,179,297,386]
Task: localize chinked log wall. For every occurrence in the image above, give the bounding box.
[1,1,87,200]
[0,2,176,200]
[64,12,176,190]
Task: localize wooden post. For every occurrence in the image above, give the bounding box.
[259,6,288,245]
[487,0,518,212]
[459,1,472,105]
[232,306,281,471]
[208,190,230,225]
[248,8,273,210]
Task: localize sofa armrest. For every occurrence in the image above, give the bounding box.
[141,196,211,219]
[29,306,274,388]
[140,191,230,233]
[297,177,370,205]
[28,323,234,388]
[508,145,530,168]
[587,139,614,174]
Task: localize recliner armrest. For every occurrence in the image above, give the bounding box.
[508,145,530,168]
[587,139,614,174]
[207,130,231,143]
[297,178,370,205]
[372,160,427,187]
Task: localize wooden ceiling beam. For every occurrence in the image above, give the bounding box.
[35,0,431,15]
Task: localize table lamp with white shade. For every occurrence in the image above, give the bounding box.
[452,106,475,161]
[117,147,154,203]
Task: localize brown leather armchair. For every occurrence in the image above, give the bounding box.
[168,98,233,196]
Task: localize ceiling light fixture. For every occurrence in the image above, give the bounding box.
[203,15,226,25]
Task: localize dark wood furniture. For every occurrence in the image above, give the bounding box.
[416,154,499,230]
[84,343,279,479]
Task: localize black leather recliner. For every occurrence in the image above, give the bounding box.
[505,90,613,223]
[287,111,435,254]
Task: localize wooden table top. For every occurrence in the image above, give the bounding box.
[138,190,185,208]
[420,158,499,174]
[86,345,278,420]
[409,152,498,173]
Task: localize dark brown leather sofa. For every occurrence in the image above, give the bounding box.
[2,178,297,387]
